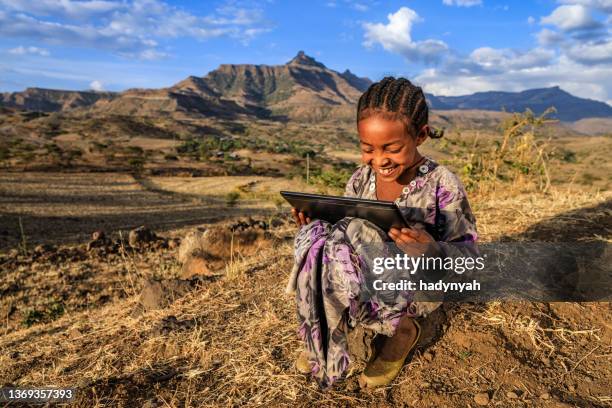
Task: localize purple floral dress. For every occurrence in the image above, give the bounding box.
[286,156,478,388]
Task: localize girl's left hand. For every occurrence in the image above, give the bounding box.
[388,227,434,244]
[388,227,440,256]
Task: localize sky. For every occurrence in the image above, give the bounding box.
[0,0,611,104]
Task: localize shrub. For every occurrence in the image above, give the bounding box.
[226,191,240,207]
[458,108,554,194]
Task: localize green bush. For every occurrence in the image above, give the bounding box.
[226,191,240,207]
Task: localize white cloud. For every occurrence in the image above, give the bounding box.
[89,80,104,91]
[0,0,271,59]
[470,47,556,71]
[415,55,611,104]
[537,28,565,46]
[527,16,535,25]
[362,7,449,63]
[558,0,612,14]
[540,4,601,31]
[442,0,482,7]
[566,39,612,63]
[8,45,49,56]
[352,3,368,12]
[0,0,120,19]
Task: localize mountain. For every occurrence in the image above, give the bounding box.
[190,50,371,120]
[1,53,610,122]
[0,88,116,112]
[426,87,612,121]
[0,51,372,121]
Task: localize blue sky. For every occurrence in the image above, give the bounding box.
[1,0,611,104]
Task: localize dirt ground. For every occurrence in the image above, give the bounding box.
[0,169,610,407]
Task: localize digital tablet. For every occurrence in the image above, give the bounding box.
[280,191,408,231]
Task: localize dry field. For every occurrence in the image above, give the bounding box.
[0,110,611,407]
[0,166,610,407]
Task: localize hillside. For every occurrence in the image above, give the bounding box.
[428,87,612,122]
[0,88,116,112]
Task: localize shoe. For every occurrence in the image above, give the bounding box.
[295,350,311,374]
[359,319,421,388]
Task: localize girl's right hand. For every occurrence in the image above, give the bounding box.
[291,208,311,228]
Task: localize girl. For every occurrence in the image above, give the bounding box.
[287,77,478,389]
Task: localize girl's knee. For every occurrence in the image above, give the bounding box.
[342,217,388,244]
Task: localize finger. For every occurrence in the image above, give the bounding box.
[396,233,418,244]
[400,228,419,237]
[292,209,301,226]
[298,212,306,225]
[306,217,311,223]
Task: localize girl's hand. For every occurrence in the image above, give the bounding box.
[291,208,311,228]
[388,227,440,256]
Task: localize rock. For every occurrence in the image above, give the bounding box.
[92,230,105,241]
[138,279,194,312]
[34,244,54,254]
[422,351,434,362]
[270,216,285,228]
[540,392,550,400]
[168,238,180,250]
[347,325,378,366]
[129,226,157,247]
[507,391,519,399]
[178,221,270,271]
[474,392,490,406]
[180,251,215,279]
[87,230,111,251]
[178,228,208,264]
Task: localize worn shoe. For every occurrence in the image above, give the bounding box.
[359,319,421,388]
[295,350,311,374]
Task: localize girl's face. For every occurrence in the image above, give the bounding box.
[358,116,427,183]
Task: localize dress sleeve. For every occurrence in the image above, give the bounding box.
[434,172,478,243]
[343,165,367,198]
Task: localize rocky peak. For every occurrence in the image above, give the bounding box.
[287,51,326,69]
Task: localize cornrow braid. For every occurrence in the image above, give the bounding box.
[357,76,444,139]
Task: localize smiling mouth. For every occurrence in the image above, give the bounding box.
[377,165,398,176]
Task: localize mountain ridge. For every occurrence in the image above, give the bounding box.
[1,51,610,121]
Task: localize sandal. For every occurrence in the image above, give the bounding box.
[359,319,421,388]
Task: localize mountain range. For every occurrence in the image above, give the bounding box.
[1,51,611,122]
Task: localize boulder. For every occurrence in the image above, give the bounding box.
[129,226,157,247]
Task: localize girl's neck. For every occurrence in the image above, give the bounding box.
[396,152,425,185]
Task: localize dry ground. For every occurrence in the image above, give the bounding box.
[0,169,610,407]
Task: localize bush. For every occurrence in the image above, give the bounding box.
[226,191,240,207]
[458,108,554,193]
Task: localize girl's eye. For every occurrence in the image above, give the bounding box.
[361,147,373,153]
[387,147,402,153]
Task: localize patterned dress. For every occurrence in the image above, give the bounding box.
[286,156,478,388]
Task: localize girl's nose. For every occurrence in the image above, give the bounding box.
[374,157,392,167]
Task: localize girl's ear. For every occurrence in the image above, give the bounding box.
[416,124,429,146]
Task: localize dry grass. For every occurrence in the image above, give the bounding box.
[1,185,610,407]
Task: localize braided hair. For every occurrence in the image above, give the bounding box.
[357,76,444,139]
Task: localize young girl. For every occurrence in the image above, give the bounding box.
[287,77,478,389]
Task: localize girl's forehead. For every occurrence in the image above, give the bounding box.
[358,116,409,141]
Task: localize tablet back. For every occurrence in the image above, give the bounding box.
[280,191,408,231]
